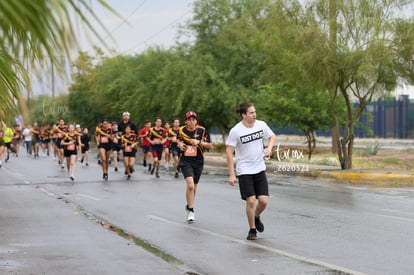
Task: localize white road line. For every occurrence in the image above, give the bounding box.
[373,213,414,223]
[76,193,101,201]
[147,214,367,275]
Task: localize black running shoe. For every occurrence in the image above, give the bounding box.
[148,164,152,172]
[143,160,147,167]
[127,175,131,180]
[80,156,84,163]
[255,216,264,233]
[174,172,179,178]
[247,229,257,240]
[150,167,155,175]
[155,172,160,178]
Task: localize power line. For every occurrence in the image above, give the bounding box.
[102,0,147,43]
[108,0,147,36]
[123,10,191,54]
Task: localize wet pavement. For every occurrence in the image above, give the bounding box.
[1,150,414,274]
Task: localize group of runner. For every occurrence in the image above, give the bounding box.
[2,104,276,240]
[94,112,184,181]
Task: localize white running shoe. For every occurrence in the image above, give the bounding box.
[187,211,195,223]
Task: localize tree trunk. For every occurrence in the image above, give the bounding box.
[305,130,316,160]
[331,126,338,153]
[338,134,353,169]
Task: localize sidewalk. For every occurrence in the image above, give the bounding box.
[203,153,414,187]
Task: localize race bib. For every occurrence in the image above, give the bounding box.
[184,145,197,157]
[101,136,109,143]
[67,144,75,151]
[125,145,132,152]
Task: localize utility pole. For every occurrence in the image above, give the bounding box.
[51,56,55,98]
[329,0,338,154]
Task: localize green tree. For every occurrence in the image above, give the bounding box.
[309,0,414,169]
[220,0,414,169]
[257,83,335,160]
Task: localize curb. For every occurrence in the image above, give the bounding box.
[204,155,414,187]
[270,167,414,187]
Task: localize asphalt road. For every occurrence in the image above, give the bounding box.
[1,151,414,275]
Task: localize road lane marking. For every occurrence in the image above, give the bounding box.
[373,213,414,223]
[76,193,101,201]
[147,214,367,275]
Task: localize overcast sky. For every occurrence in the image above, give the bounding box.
[81,0,195,55]
[32,0,195,96]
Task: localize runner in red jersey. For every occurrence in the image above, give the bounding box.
[139,120,153,172]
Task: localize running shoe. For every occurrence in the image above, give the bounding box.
[174,172,179,178]
[155,172,160,178]
[247,229,257,240]
[255,216,264,233]
[143,160,147,167]
[187,211,195,223]
[150,167,155,175]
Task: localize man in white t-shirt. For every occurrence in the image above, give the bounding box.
[226,102,276,240]
[22,125,32,155]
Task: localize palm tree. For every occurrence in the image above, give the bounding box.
[0,0,116,120]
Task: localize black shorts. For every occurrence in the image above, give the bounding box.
[238,171,269,200]
[56,138,63,149]
[81,146,89,153]
[170,146,180,157]
[142,145,151,153]
[180,163,203,184]
[98,143,112,151]
[41,139,51,144]
[123,150,137,158]
[112,143,122,152]
[64,149,77,158]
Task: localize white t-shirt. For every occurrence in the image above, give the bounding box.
[22,128,32,141]
[226,120,275,175]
